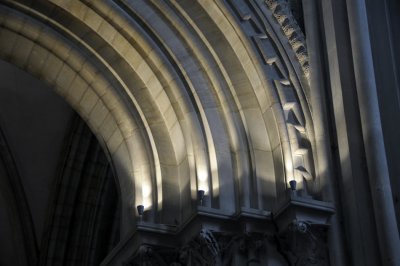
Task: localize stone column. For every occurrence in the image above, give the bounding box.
[346,0,400,264]
[302,0,347,265]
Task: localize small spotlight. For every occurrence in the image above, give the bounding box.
[137,205,144,216]
[289,180,297,191]
[198,190,205,206]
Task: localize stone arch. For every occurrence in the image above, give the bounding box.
[0,0,316,239]
[0,2,150,234]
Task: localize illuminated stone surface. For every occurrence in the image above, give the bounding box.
[0,0,399,265]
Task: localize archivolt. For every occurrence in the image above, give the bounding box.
[0,0,315,236]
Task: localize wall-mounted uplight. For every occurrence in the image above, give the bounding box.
[198,190,205,206]
[137,205,144,222]
[289,180,297,191]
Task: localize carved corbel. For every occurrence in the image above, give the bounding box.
[278,219,329,265]
[214,231,270,265]
[124,245,169,266]
[273,192,335,265]
[178,229,220,266]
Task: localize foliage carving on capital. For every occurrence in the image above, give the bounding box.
[179,229,220,265]
[124,229,221,266]
[278,220,330,266]
[124,229,274,266]
[216,231,270,265]
[124,245,169,266]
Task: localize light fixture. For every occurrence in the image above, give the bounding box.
[137,205,144,217]
[198,190,205,206]
[289,180,297,191]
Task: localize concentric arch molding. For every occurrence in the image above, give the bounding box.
[224,0,316,193]
[0,0,318,239]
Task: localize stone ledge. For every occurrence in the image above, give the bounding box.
[273,191,335,234]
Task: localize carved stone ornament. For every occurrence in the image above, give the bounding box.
[124,229,273,266]
[278,219,329,266]
[124,245,169,266]
[123,229,221,266]
[272,191,335,265]
[265,0,309,77]
[215,231,269,265]
[178,229,220,265]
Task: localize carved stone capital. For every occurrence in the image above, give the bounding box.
[123,229,220,266]
[124,245,169,266]
[278,219,329,265]
[179,229,220,265]
[273,193,335,265]
[124,229,274,266]
[215,231,270,265]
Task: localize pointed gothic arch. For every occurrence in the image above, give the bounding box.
[0,0,328,264]
[0,0,317,227]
